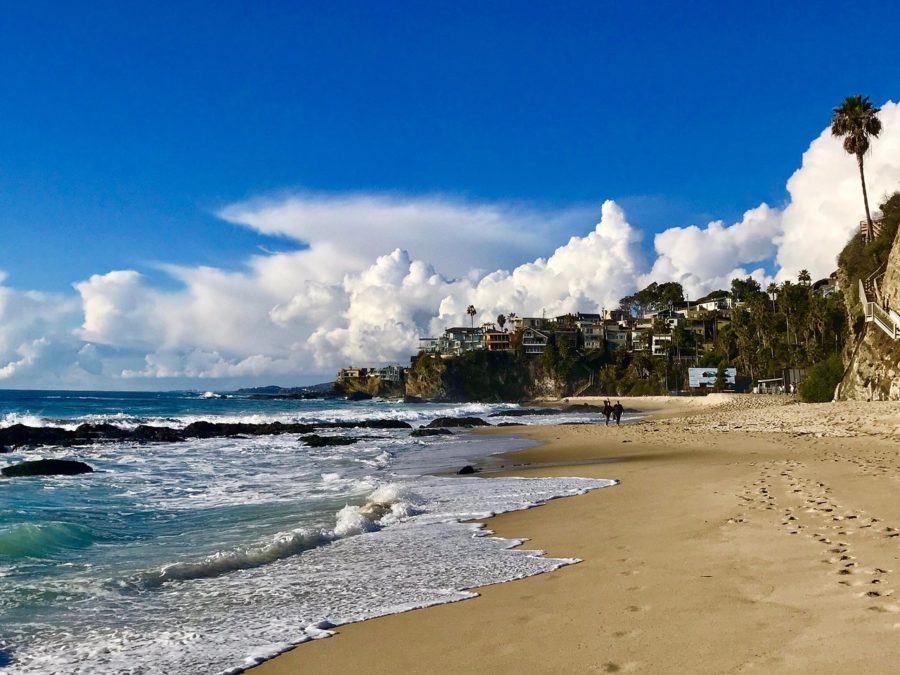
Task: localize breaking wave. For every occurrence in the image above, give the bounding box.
[137,484,423,586]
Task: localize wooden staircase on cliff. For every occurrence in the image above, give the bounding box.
[860,214,885,243]
[859,273,900,340]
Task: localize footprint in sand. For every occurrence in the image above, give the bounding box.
[868,604,900,613]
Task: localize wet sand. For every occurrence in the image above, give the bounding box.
[252,396,900,673]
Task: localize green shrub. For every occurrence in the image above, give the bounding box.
[799,354,844,402]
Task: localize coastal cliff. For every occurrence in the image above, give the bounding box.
[333,376,404,399]
[405,351,535,402]
[404,351,565,402]
[837,194,900,400]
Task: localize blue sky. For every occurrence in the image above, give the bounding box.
[1,1,900,388]
[2,0,898,292]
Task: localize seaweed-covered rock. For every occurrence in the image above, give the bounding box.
[129,426,184,443]
[300,434,359,448]
[410,428,453,437]
[496,422,522,427]
[2,459,94,478]
[424,417,490,428]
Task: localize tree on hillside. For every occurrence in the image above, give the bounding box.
[831,95,882,241]
[619,281,685,317]
[730,277,762,303]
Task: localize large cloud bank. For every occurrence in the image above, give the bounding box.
[3,103,900,386]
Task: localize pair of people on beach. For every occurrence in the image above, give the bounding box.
[602,399,623,426]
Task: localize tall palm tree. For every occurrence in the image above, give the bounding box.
[798,269,811,286]
[831,95,882,241]
[466,305,477,328]
[766,282,778,310]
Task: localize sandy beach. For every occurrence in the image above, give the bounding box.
[252,395,900,674]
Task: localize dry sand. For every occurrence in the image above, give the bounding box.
[252,396,900,674]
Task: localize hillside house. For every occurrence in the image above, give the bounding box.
[375,364,405,383]
[522,327,550,355]
[442,327,485,355]
[651,334,673,357]
[631,330,649,352]
[337,367,370,383]
[513,316,551,330]
[484,330,511,351]
[604,323,631,352]
[567,313,604,350]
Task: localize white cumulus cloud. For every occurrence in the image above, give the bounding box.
[777,100,900,279]
[3,101,900,387]
[643,203,781,298]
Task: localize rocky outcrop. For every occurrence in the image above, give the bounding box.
[0,418,411,449]
[321,420,412,430]
[2,459,94,477]
[410,428,453,437]
[424,417,490,428]
[183,421,317,437]
[299,434,358,447]
[130,426,185,443]
[838,195,900,400]
[837,325,900,400]
[489,408,563,417]
[334,377,404,400]
[0,424,75,446]
[404,352,532,402]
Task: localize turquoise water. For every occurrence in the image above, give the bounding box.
[0,391,613,674]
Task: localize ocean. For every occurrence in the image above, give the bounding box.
[0,390,616,674]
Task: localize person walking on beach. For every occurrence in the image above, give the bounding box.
[613,401,624,425]
[602,399,613,426]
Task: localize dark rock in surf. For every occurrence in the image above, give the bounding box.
[424,417,490,429]
[457,465,478,475]
[300,434,359,448]
[0,445,10,453]
[129,426,184,443]
[2,459,94,478]
[488,408,563,417]
[319,419,412,430]
[563,404,606,413]
[410,428,453,437]
[403,395,425,403]
[0,424,75,447]
[74,423,129,441]
[183,421,317,438]
[496,422,522,427]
